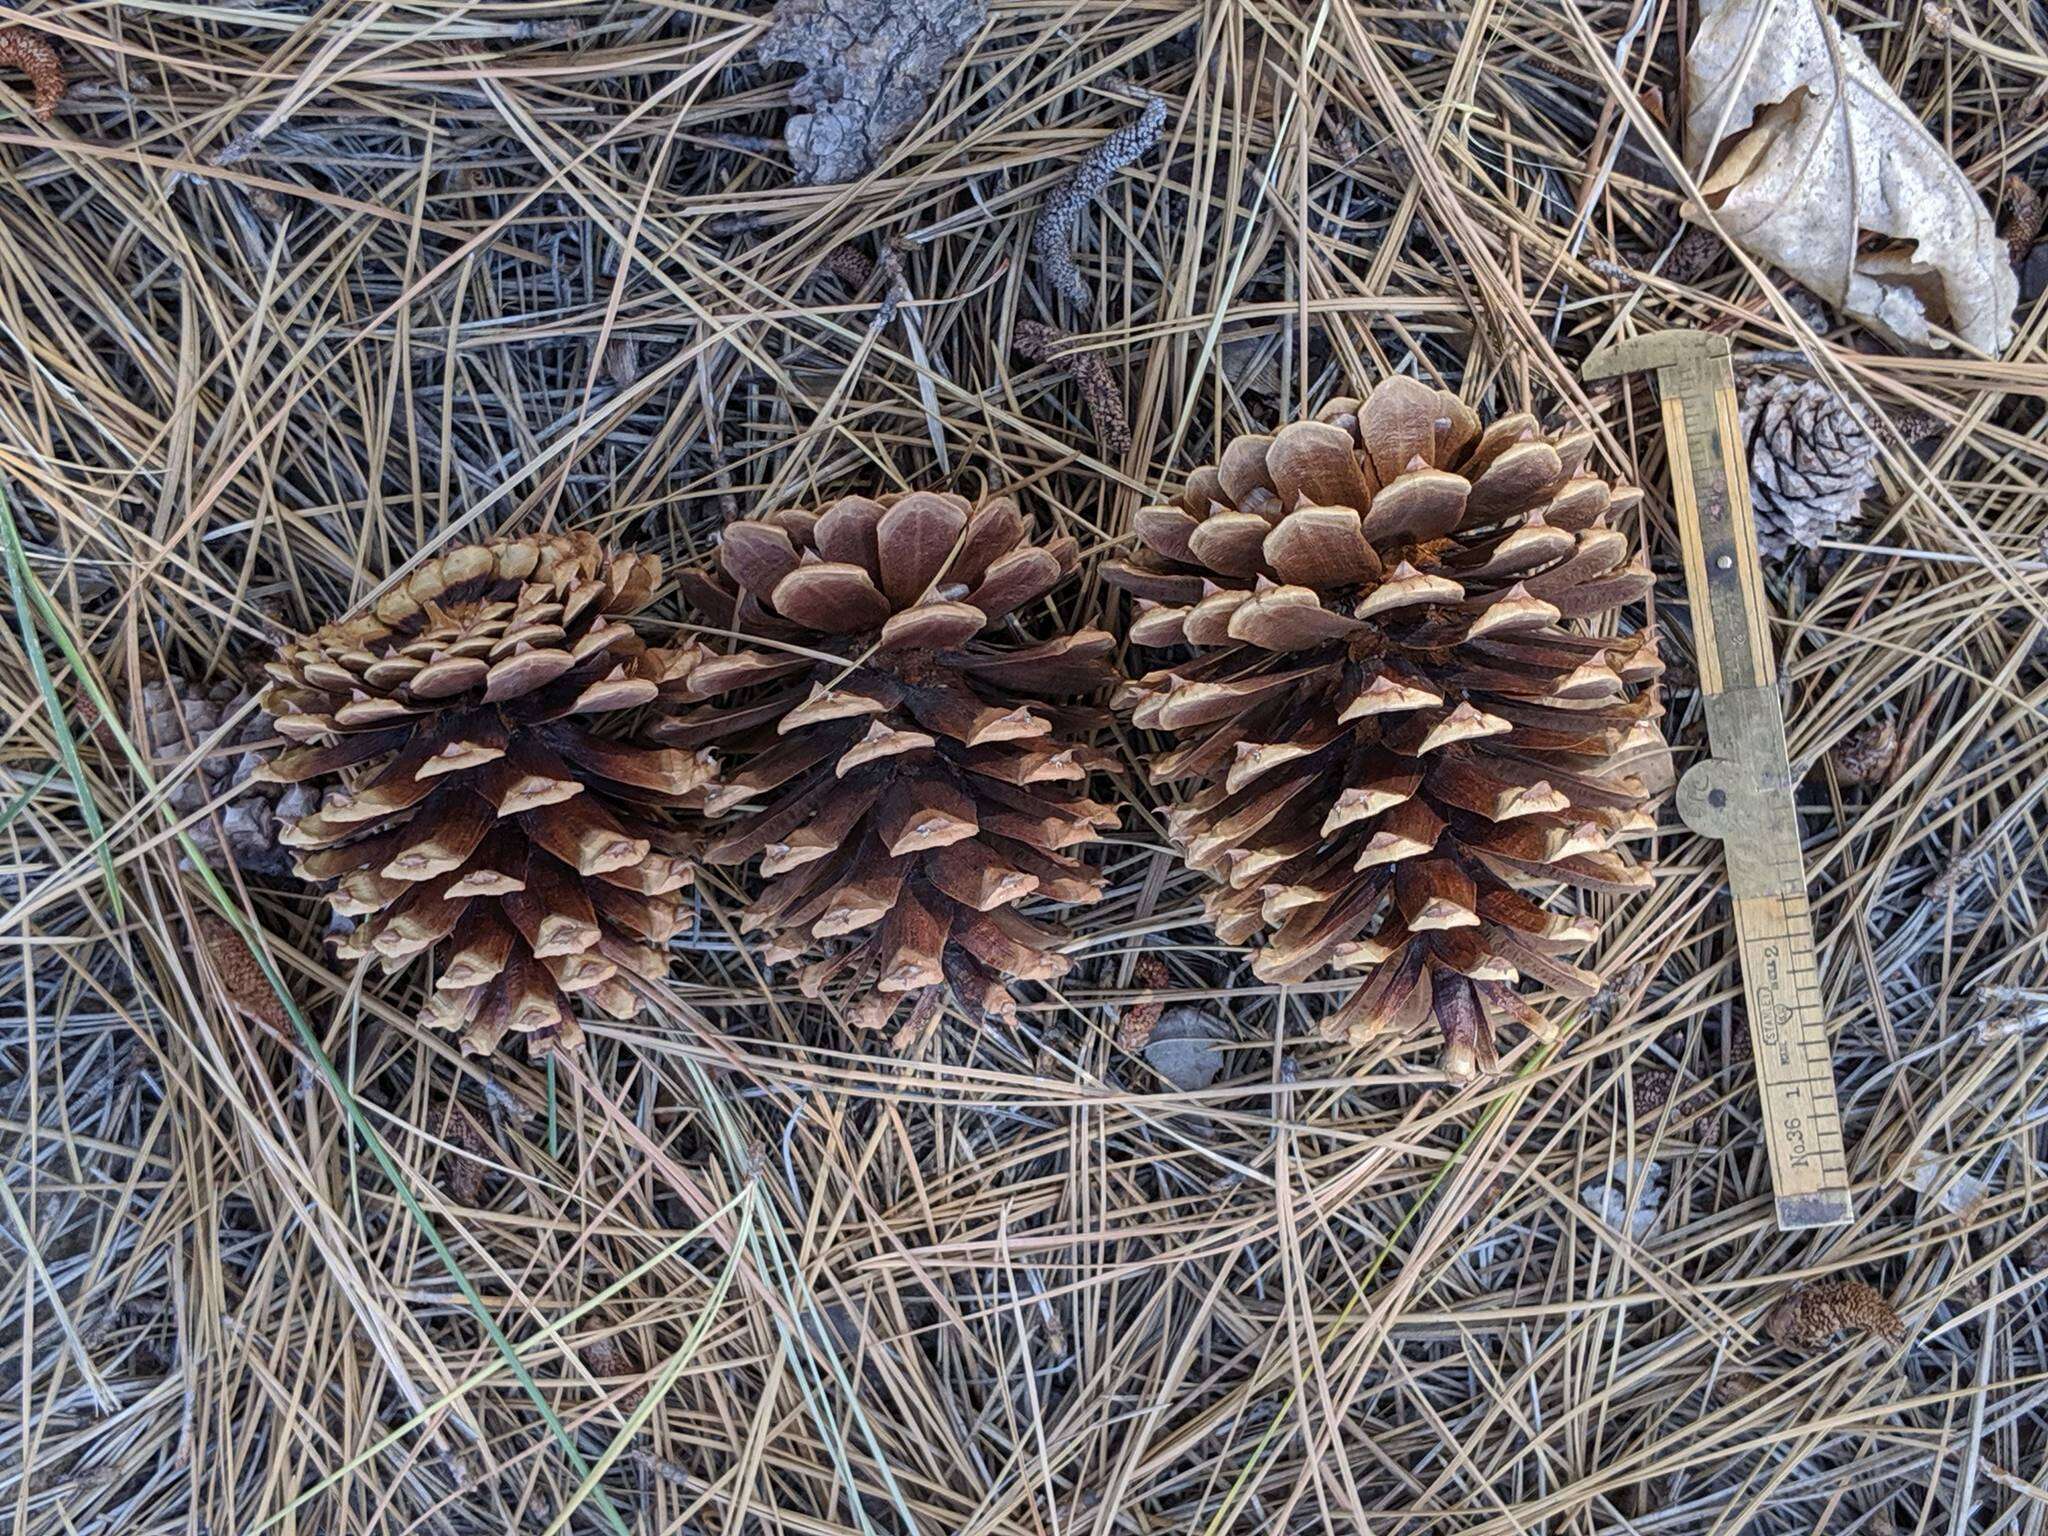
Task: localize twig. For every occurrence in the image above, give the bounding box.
[869,245,911,336]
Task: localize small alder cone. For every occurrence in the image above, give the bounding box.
[259,533,712,1057]
[1109,377,1665,1078]
[663,491,1118,1041]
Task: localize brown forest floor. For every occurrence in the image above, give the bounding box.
[4,2,2048,1533]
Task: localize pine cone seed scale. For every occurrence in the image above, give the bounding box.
[260,532,712,1056]
[1110,377,1665,1077]
[665,491,1117,1042]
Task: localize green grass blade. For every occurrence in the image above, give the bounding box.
[0,488,123,919]
[540,1192,758,1536]
[1200,1041,1559,1536]
[0,476,635,1536]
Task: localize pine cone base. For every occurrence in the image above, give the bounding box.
[144,676,309,876]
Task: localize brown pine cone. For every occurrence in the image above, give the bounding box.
[258,532,711,1057]
[663,491,1117,1041]
[1741,376,1880,561]
[1109,376,1664,1078]
[1763,1278,1906,1352]
[1829,717,1898,786]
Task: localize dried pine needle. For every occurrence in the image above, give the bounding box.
[3,3,2046,1533]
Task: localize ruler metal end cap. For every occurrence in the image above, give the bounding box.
[1776,1190,1855,1230]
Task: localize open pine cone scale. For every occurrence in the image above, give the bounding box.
[260,532,712,1056]
[1111,377,1665,1077]
[663,491,1118,1042]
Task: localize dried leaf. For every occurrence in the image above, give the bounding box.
[758,0,985,185]
[1684,0,2016,354]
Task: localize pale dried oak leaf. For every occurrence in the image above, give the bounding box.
[1142,1006,1231,1093]
[758,0,985,185]
[1685,0,2016,354]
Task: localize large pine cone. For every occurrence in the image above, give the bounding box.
[1742,375,1879,560]
[1109,378,1664,1077]
[663,491,1118,1043]
[258,533,711,1056]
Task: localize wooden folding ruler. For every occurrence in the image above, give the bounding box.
[1585,331,1853,1230]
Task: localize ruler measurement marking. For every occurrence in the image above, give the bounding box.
[1703,614,1844,1199]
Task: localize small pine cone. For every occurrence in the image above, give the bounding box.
[1741,376,1880,561]
[1712,1370,1767,1406]
[664,492,1118,1038]
[581,1336,644,1409]
[2001,176,2046,263]
[0,28,65,122]
[1664,225,1723,284]
[1632,1065,1675,1116]
[259,532,711,1058]
[1632,1067,1720,1146]
[1110,377,1665,1079]
[144,675,310,877]
[1763,1278,1906,1352]
[1829,718,1898,786]
[440,1097,493,1206]
[1114,954,1172,1050]
[193,912,293,1040]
